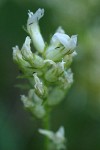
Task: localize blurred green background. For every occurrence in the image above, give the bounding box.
[0,0,100,149]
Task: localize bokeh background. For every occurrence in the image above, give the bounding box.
[0,0,100,150]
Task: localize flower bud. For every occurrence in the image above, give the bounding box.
[12,46,31,69]
[32,54,44,68]
[47,88,66,106]
[44,59,58,82]
[21,95,34,108]
[58,69,73,89]
[21,36,44,68]
[21,90,46,119]
[21,36,33,60]
[33,73,48,98]
[57,59,65,75]
[34,105,46,118]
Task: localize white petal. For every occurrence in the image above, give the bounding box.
[64,69,73,84]
[51,33,77,51]
[71,51,77,57]
[39,129,54,140]
[57,59,66,74]
[12,46,19,60]
[52,33,70,49]
[56,126,65,138]
[27,8,44,25]
[56,26,65,34]
[22,36,31,51]
[13,46,23,60]
[27,9,45,53]
[69,35,77,50]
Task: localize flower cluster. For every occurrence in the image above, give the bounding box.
[13,8,77,150]
[12,8,77,118]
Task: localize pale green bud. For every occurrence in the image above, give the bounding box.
[28,89,46,118]
[13,46,20,62]
[32,90,43,104]
[21,95,34,108]
[57,59,66,75]
[47,88,66,106]
[28,89,34,99]
[21,89,46,119]
[44,59,57,82]
[44,59,66,83]
[63,51,77,68]
[28,89,43,104]
[34,105,46,118]
[27,9,45,53]
[39,126,66,150]
[33,73,47,98]
[59,69,73,89]
[21,36,44,68]
[21,36,33,60]
[64,69,73,84]
[32,54,44,68]
[12,46,31,68]
[13,46,22,62]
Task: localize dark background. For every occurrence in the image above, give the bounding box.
[0,0,100,149]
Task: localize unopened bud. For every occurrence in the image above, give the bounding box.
[33,73,47,98]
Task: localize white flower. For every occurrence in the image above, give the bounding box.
[39,126,66,150]
[27,8,45,53]
[45,30,77,61]
[52,33,77,52]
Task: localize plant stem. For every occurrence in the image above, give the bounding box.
[43,109,51,150]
